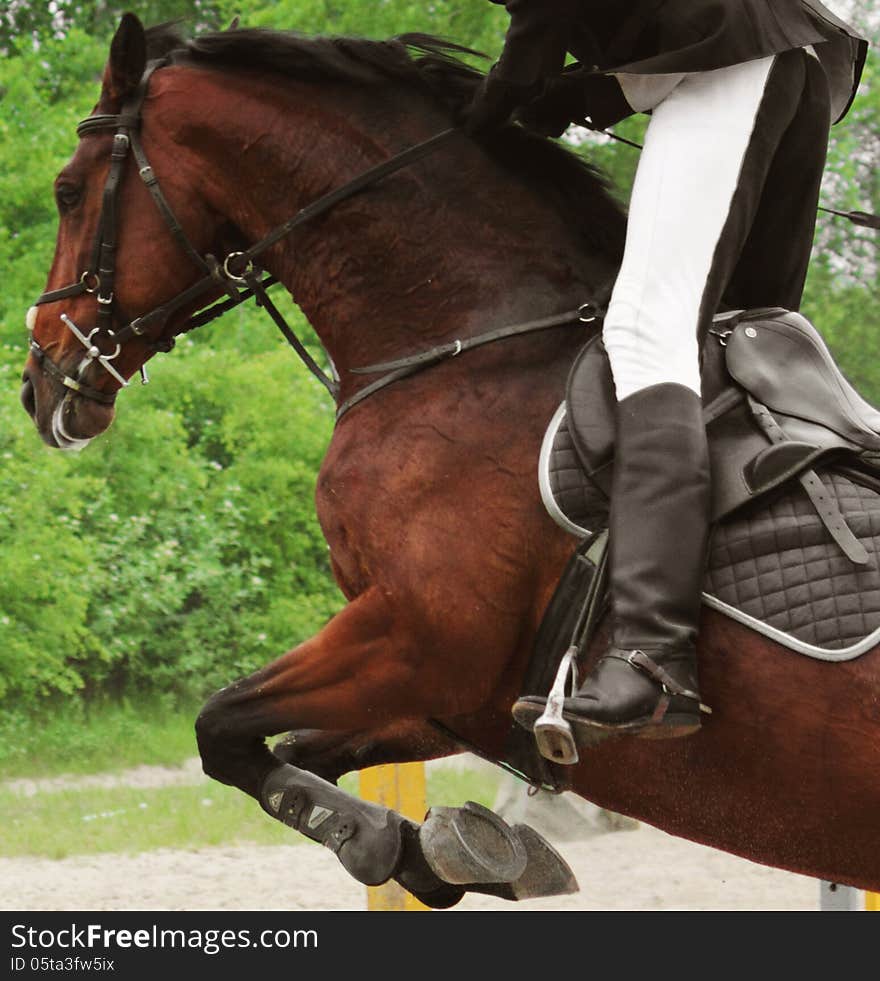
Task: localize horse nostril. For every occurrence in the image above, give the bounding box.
[20,373,37,419]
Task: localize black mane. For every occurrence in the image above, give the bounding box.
[144,23,625,258]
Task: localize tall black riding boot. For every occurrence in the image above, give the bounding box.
[515,382,712,741]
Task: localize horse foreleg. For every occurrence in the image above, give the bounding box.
[195,588,576,901]
[267,724,578,908]
[194,589,518,889]
[195,586,456,797]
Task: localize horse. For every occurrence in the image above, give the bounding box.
[21,14,880,904]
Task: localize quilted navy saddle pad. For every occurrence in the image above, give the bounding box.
[540,407,880,660]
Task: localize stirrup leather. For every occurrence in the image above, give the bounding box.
[531,531,610,765]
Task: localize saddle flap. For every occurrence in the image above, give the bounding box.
[564,334,616,496]
[564,323,749,517]
[744,441,836,494]
[725,311,880,451]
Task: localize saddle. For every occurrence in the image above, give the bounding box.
[564,307,880,540]
[509,308,880,790]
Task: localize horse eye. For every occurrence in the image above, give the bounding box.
[55,184,82,212]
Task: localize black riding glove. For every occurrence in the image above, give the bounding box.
[460,69,541,136]
[516,72,589,137]
[518,70,636,136]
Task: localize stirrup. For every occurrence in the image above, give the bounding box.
[531,531,609,765]
[532,645,579,765]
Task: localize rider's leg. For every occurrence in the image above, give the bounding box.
[720,51,831,312]
[516,49,832,740]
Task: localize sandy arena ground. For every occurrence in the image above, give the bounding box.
[0,758,832,911]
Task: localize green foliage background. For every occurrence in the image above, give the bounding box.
[0,2,877,716]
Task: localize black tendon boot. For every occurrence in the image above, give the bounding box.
[260,766,579,906]
[260,764,407,886]
[515,382,712,742]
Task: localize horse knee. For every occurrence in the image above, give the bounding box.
[195,684,278,796]
[195,690,238,781]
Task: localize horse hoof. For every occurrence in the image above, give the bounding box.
[419,801,528,885]
[503,824,579,900]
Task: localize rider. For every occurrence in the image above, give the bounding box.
[462,1,867,742]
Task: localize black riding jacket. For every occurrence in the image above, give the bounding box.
[488,0,866,123]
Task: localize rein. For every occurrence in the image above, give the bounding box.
[31,56,457,406]
[31,56,602,420]
[595,127,880,230]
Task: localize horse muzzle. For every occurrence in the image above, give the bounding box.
[24,305,123,448]
[21,359,115,450]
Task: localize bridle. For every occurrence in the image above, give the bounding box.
[30,56,598,420]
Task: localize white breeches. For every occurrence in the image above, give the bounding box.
[603,56,776,401]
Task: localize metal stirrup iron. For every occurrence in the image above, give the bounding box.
[532,530,611,765]
[533,645,580,765]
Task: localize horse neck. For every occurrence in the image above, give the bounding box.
[171,68,611,382]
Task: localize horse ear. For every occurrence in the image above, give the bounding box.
[104,13,147,101]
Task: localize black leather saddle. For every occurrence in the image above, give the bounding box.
[563,307,880,564]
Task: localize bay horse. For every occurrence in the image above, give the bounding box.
[22,14,880,904]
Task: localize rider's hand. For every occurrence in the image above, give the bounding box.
[519,71,637,137]
[516,73,589,137]
[460,69,540,137]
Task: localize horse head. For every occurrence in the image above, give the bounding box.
[22,14,238,448]
[22,14,624,450]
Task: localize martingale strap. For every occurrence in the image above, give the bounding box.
[336,304,599,420]
[242,270,339,398]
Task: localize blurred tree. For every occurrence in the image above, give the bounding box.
[1,1,222,54]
